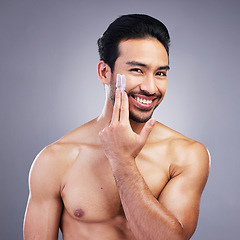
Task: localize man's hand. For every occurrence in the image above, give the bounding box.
[99,88,156,167]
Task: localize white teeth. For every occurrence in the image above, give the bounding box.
[136,97,152,104]
[136,97,142,103]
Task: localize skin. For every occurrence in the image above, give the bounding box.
[24,38,209,240]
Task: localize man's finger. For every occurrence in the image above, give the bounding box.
[139,118,156,143]
[119,91,129,123]
[111,88,121,125]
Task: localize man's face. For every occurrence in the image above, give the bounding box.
[109,38,169,123]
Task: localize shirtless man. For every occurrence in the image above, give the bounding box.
[23,14,210,240]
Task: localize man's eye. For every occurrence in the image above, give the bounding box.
[156,71,167,77]
[130,68,142,73]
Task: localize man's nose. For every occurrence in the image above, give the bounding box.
[140,75,156,95]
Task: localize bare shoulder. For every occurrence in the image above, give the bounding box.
[29,118,100,191]
[31,140,80,174]
[29,121,94,192]
[152,122,210,198]
[28,141,79,198]
[154,122,210,174]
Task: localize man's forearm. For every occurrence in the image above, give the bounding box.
[112,158,185,240]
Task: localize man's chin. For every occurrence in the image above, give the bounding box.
[129,112,153,123]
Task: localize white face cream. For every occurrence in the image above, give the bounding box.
[116,74,126,92]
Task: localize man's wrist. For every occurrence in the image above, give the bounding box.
[110,156,137,178]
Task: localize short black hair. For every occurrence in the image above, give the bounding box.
[97,14,170,72]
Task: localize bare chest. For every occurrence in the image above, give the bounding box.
[60,145,170,223]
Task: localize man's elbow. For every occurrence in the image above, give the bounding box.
[170,221,194,240]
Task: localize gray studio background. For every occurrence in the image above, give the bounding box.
[0,0,239,239]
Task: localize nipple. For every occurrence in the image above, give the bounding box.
[74,208,85,218]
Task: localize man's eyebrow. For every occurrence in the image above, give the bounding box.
[157,65,170,71]
[126,61,148,68]
[126,61,170,70]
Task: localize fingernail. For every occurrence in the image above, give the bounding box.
[150,119,156,126]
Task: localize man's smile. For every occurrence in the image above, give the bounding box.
[130,94,159,111]
[135,97,153,104]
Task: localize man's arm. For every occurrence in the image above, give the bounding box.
[99,89,209,240]
[111,142,209,240]
[24,146,63,240]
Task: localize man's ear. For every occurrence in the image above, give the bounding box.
[97,60,112,85]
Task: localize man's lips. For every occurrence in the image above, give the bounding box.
[130,94,158,110]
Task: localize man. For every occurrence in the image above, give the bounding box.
[24,14,210,240]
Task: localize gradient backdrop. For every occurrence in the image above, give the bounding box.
[1,0,239,239]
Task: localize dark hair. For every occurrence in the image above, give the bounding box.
[97,14,170,72]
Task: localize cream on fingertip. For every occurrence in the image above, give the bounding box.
[116,74,126,92]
